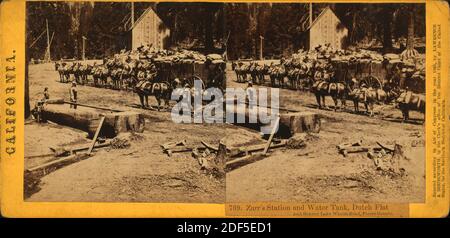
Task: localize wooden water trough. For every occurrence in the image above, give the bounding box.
[40,99,145,138]
[225,99,321,138]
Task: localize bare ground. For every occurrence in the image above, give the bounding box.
[225,69,425,203]
[25,63,425,203]
[26,63,226,202]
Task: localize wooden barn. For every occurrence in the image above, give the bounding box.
[130,7,170,50]
[301,7,348,50]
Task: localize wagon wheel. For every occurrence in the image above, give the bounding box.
[186,75,206,90]
[360,75,382,89]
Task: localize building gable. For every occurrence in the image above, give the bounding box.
[307,7,348,49]
[131,7,170,50]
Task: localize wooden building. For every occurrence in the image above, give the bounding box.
[301,7,348,50]
[131,7,170,50]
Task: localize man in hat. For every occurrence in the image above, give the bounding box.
[181,83,193,111]
[43,87,50,100]
[69,81,78,109]
[246,81,256,110]
[34,87,50,123]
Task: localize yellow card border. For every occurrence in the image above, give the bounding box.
[1,0,448,218]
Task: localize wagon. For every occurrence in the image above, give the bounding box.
[331,58,402,89]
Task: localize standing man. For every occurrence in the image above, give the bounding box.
[70,81,78,109]
[246,81,256,110]
[43,87,50,100]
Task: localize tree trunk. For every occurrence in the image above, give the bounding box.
[204,10,214,53]
[400,7,418,61]
[382,8,393,53]
[406,10,414,50]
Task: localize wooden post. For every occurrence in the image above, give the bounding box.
[263,116,280,155]
[309,3,313,27]
[45,19,51,62]
[82,36,87,61]
[131,2,135,29]
[259,35,264,60]
[87,116,105,155]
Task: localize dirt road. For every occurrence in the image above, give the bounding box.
[225,69,425,203]
[25,63,425,203]
[26,63,226,202]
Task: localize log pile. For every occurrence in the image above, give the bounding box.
[337,140,408,177]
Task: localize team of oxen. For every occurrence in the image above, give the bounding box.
[55,58,174,111]
[232,59,425,122]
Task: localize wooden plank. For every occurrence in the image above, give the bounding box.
[64,101,122,112]
[87,116,105,155]
[24,153,54,159]
[225,153,267,172]
[263,116,280,155]
[376,141,394,152]
[71,141,110,153]
[228,140,287,158]
[27,153,90,173]
[201,141,218,151]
